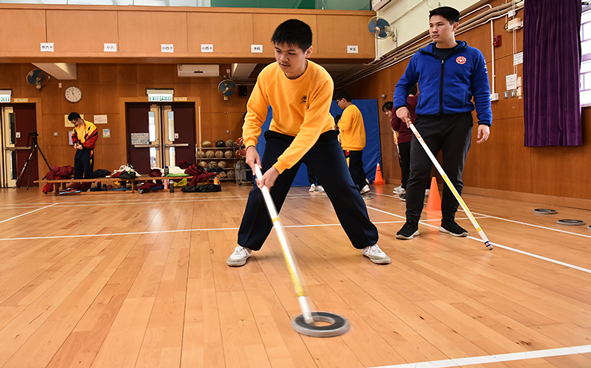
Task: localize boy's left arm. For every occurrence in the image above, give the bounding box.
[82,126,98,149]
[471,51,492,143]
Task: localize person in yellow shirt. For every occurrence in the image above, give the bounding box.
[69,112,98,185]
[227,19,390,267]
[335,90,370,195]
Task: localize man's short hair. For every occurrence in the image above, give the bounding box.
[68,112,81,122]
[429,6,460,24]
[382,101,393,112]
[334,90,352,102]
[271,19,312,52]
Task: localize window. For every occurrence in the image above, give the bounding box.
[580,8,591,106]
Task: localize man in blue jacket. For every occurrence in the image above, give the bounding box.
[393,6,492,240]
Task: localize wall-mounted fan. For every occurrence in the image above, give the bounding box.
[368,16,395,40]
[27,69,51,91]
[218,79,236,101]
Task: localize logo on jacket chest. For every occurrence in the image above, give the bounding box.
[300,95,307,104]
[456,56,467,65]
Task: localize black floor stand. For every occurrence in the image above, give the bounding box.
[16,134,52,190]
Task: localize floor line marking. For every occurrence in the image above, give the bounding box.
[0,216,486,242]
[366,205,591,274]
[470,211,591,240]
[0,203,58,225]
[371,344,591,368]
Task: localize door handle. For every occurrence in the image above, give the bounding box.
[165,143,189,147]
[133,144,160,148]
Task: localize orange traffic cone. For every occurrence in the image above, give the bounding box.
[425,177,441,212]
[374,163,385,185]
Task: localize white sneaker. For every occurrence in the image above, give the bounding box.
[309,184,316,192]
[393,185,403,194]
[227,246,252,267]
[362,245,390,264]
[360,185,370,195]
[425,189,430,196]
[315,185,324,192]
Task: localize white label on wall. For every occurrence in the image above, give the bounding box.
[251,44,263,53]
[41,43,54,52]
[94,115,108,124]
[0,95,10,103]
[513,52,523,66]
[506,74,517,90]
[104,43,117,52]
[149,94,173,102]
[201,44,214,53]
[161,44,174,53]
[347,45,359,53]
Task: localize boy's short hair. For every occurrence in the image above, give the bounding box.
[429,6,460,24]
[409,84,418,96]
[334,90,351,102]
[271,19,312,52]
[382,101,393,112]
[68,112,81,122]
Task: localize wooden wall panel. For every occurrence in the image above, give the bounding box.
[187,13,253,56]
[463,117,532,192]
[46,10,118,53]
[0,10,46,54]
[252,14,317,57]
[529,110,591,198]
[316,15,374,58]
[118,11,188,54]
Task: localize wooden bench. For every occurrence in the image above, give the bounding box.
[35,176,194,196]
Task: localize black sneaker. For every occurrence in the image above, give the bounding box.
[399,193,406,201]
[396,221,419,240]
[439,221,468,237]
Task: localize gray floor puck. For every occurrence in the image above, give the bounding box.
[292,311,349,338]
[534,208,557,214]
[556,219,586,226]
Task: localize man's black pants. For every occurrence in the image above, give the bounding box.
[74,148,94,180]
[238,130,378,251]
[405,112,473,223]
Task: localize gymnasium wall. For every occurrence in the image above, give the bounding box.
[0,4,375,178]
[0,63,249,173]
[347,0,591,202]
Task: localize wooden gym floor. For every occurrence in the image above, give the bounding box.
[0,184,590,368]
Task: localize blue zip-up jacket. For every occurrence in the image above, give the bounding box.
[394,40,492,126]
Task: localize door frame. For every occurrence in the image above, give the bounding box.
[120,97,202,169]
[0,99,42,188]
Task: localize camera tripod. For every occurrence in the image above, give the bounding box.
[16,132,52,189]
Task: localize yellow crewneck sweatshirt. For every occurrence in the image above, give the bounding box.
[338,104,366,151]
[242,60,335,174]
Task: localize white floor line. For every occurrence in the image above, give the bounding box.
[7,193,320,207]
[0,226,241,242]
[372,344,591,368]
[0,203,58,225]
[366,205,591,274]
[0,215,488,242]
[470,211,591,240]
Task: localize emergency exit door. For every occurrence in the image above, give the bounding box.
[125,103,196,174]
[0,104,39,188]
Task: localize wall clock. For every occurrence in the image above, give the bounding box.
[64,86,82,103]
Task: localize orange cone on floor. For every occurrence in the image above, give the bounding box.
[426,177,441,212]
[374,163,385,185]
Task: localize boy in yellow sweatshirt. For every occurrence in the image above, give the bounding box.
[227,19,390,267]
[335,90,370,195]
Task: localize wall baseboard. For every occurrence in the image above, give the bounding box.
[463,187,591,211]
